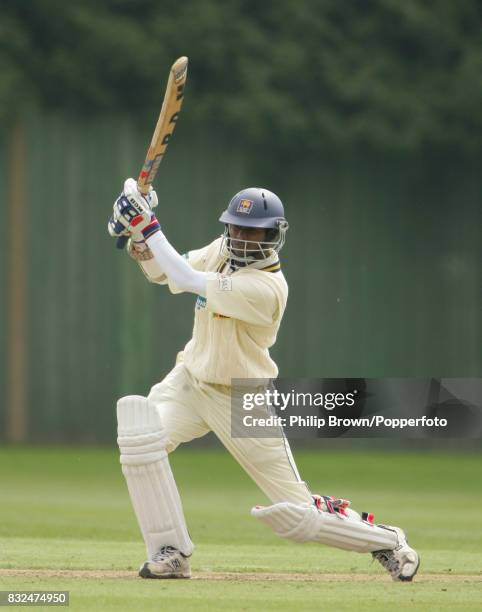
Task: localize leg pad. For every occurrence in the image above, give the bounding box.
[117,395,194,557]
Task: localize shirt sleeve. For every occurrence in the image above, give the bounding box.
[161,243,211,294]
[205,272,280,326]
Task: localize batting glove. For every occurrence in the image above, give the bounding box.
[108,178,160,242]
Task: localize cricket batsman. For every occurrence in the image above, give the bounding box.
[108,179,420,581]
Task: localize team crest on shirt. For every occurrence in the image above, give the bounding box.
[236,198,254,214]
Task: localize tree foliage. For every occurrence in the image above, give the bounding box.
[0,0,480,153]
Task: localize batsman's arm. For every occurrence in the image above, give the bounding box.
[127,241,168,284]
[146,232,211,297]
[128,237,211,294]
[127,241,193,296]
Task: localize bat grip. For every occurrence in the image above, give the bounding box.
[116,236,129,250]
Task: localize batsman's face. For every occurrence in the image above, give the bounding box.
[228,224,267,256]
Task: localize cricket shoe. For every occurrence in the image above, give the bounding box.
[139,545,191,579]
[372,525,420,581]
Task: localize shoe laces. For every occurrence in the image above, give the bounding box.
[152,545,178,563]
[372,550,400,576]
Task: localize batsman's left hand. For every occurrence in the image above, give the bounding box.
[108,178,160,242]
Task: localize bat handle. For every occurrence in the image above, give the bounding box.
[116,235,129,250]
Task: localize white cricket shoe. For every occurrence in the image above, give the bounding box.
[139,545,191,579]
[372,525,420,581]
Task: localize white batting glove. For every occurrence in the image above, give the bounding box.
[109,178,161,242]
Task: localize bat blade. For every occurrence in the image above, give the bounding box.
[137,56,188,195]
[117,56,189,249]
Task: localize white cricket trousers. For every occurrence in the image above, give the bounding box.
[147,362,312,505]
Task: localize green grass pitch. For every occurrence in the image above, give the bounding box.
[0,446,481,610]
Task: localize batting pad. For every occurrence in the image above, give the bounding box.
[252,502,398,553]
[117,395,194,558]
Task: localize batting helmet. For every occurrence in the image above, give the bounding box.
[219,187,286,228]
[219,187,289,267]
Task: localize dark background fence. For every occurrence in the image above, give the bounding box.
[1,114,480,442]
[0,1,480,443]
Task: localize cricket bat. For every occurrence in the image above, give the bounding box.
[117,56,189,249]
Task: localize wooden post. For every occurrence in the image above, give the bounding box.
[6,119,28,442]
